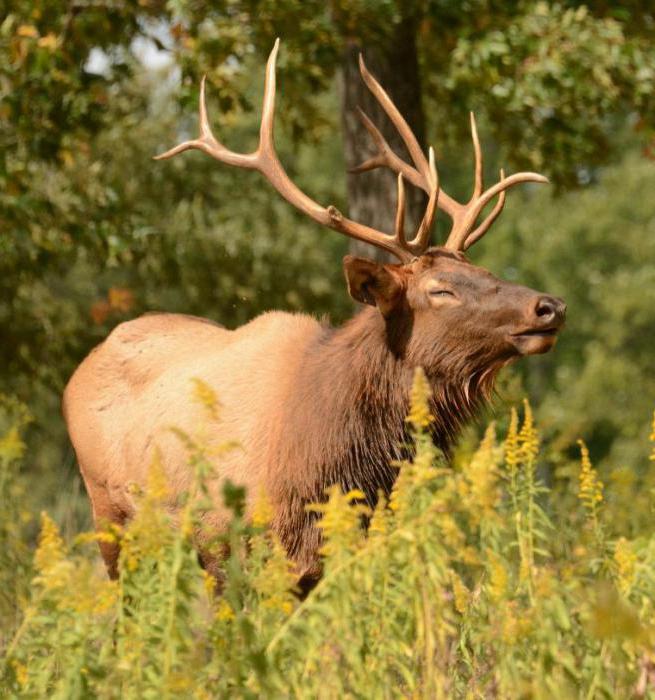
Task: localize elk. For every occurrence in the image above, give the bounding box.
[63,40,565,591]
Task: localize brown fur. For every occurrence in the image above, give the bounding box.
[63,247,565,588]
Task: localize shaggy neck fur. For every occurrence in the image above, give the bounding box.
[272,306,500,563]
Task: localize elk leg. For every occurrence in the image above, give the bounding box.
[296,564,322,599]
[195,548,226,593]
[83,481,126,580]
[293,528,323,599]
[96,523,121,580]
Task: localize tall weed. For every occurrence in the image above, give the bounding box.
[2,380,655,698]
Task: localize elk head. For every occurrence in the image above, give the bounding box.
[156,39,566,385]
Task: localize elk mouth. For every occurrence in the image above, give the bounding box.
[509,326,561,355]
[513,327,559,337]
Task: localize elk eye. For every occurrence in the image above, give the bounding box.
[429,289,454,298]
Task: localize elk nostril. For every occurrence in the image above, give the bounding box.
[535,296,558,321]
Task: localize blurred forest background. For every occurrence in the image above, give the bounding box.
[1,0,654,533]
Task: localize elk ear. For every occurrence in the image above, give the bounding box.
[343,255,406,317]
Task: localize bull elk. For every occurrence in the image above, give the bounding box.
[63,40,566,591]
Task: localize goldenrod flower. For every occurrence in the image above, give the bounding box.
[215,599,235,622]
[12,660,28,688]
[450,571,471,615]
[518,399,539,464]
[191,377,221,422]
[578,439,603,526]
[252,489,274,528]
[405,367,434,430]
[464,422,501,524]
[486,549,508,601]
[308,487,368,556]
[614,537,637,597]
[504,407,520,477]
[34,512,66,575]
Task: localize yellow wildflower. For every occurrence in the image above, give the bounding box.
[500,603,533,645]
[464,422,501,524]
[252,489,274,528]
[578,440,603,525]
[17,24,39,38]
[405,367,434,430]
[368,495,387,536]
[252,537,296,615]
[146,452,170,502]
[614,537,637,597]
[518,399,539,463]
[440,514,464,550]
[34,512,66,574]
[0,425,27,462]
[203,570,217,599]
[504,407,520,477]
[191,378,221,422]
[74,528,118,547]
[37,33,58,50]
[215,599,235,622]
[486,549,508,601]
[451,571,471,615]
[12,661,28,688]
[650,410,655,462]
[308,487,368,556]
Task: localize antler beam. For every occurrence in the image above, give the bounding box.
[155,39,439,263]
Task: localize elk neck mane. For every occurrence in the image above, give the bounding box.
[271,304,503,515]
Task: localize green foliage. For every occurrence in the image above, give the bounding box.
[443,3,655,188]
[1,0,168,351]
[0,396,33,645]
[3,380,655,697]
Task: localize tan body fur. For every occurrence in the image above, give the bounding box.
[64,311,325,580]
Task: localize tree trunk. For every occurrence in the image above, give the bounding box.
[338,17,426,262]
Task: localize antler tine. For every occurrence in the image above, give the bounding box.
[154,75,258,168]
[351,57,463,221]
[358,54,431,183]
[445,169,548,251]
[470,112,483,199]
[351,108,427,193]
[435,109,549,251]
[258,37,279,158]
[463,169,506,249]
[394,174,407,246]
[404,147,439,254]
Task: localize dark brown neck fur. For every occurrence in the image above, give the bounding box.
[271,307,496,564]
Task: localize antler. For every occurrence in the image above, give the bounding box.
[155,39,438,263]
[156,39,547,259]
[352,59,549,251]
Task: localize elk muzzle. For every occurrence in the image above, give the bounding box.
[509,294,567,355]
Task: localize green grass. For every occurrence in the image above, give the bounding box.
[1,377,655,699]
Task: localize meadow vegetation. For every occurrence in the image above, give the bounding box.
[2,378,655,698]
